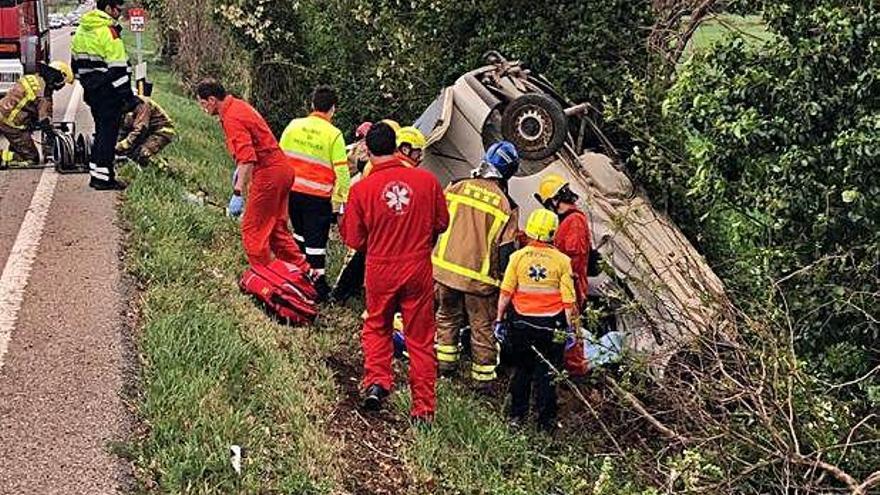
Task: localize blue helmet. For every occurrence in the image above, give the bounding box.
[484,141,520,180]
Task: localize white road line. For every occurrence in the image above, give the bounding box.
[0,75,82,370]
[0,169,59,369]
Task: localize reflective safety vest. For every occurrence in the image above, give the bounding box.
[279,112,350,201]
[500,241,576,317]
[432,178,518,296]
[71,9,132,104]
[0,75,50,129]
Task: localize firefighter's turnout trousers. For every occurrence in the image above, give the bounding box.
[435,282,498,382]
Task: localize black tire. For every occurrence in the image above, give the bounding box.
[501,93,568,161]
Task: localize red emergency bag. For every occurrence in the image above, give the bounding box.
[240,260,318,325]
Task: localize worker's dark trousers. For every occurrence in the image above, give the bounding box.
[331,248,365,302]
[289,191,333,277]
[508,312,566,430]
[88,99,123,187]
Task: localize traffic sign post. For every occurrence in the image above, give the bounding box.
[128,8,149,95]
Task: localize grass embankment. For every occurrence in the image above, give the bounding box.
[122,31,614,494]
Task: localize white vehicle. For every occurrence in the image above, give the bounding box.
[415,53,732,369]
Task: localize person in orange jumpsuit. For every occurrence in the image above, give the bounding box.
[341,122,449,422]
[195,78,308,270]
[536,174,591,376]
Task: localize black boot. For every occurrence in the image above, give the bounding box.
[89,178,126,190]
[363,384,389,411]
[314,275,331,303]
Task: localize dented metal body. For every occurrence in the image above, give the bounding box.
[414,56,729,366]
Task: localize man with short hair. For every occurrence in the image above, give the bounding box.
[195,78,308,271]
[279,86,351,300]
[341,122,448,424]
[71,0,138,190]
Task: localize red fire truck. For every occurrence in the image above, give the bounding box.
[0,0,50,94]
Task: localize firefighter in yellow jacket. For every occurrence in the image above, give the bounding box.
[116,95,176,165]
[0,61,73,167]
[432,141,520,387]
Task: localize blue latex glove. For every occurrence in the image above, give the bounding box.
[493,320,508,344]
[227,194,244,217]
[564,326,577,350]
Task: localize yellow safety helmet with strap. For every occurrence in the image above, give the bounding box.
[525,208,559,242]
[535,173,568,205]
[396,126,426,150]
[380,119,401,133]
[50,61,74,85]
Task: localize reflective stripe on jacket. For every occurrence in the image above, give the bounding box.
[500,241,575,317]
[71,9,132,103]
[120,96,175,146]
[0,75,51,129]
[432,178,518,295]
[279,112,349,200]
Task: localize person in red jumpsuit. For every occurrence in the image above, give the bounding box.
[195,78,308,270]
[341,122,449,422]
[536,174,591,376]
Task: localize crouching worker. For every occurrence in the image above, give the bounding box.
[195,78,308,270]
[494,209,576,433]
[0,61,73,167]
[116,95,175,165]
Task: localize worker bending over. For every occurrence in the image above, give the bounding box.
[195,78,308,271]
[536,174,591,376]
[0,61,73,167]
[432,141,520,389]
[116,95,175,166]
[341,122,448,424]
[279,86,350,300]
[494,209,576,433]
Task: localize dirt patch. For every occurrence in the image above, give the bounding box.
[325,355,410,495]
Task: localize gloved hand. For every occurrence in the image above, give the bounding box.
[564,325,577,350]
[57,122,69,133]
[38,118,52,133]
[493,320,508,344]
[227,193,244,217]
[115,140,131,153]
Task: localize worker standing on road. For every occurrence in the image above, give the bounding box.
[0,61,73,167]
[116,95,175,166]
[341,122,448,423]
[494,208,576,433]
[330,125,427,303]
[432,141,520,389]
[71,0,138,190]
[195,79,308,271]
[279,86,350,300]
[536,174,591,376]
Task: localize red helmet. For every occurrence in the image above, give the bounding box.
[355,121,373,140]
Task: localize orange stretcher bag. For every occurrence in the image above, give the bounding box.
[240,260,318,325]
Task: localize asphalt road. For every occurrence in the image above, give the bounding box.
[0,27,132,494]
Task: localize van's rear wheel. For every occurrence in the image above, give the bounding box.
[501,93,567,161]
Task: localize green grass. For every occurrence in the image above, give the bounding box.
[687,14,773,55]
[121,29,625,494]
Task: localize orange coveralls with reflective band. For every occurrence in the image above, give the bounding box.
[219,96,308,269]
[500,241,576,317]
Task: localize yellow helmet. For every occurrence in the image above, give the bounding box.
[536,173,568,204]
[50,61,74,85]
[396,126,426,150]
[525,208,559,242]
[380,119,401,133]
